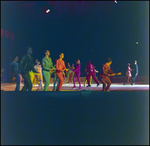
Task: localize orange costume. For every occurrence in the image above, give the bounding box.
[55,59,67,91]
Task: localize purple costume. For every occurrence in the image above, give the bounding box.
[72,64,81,89]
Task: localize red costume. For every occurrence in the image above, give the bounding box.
[55,59,67,91]
[86,62,99,86]
[99,63,114,91]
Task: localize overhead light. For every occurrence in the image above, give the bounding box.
[46,9,50,13]
[35,2,53,13]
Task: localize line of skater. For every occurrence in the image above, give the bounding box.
[9,47,138,92]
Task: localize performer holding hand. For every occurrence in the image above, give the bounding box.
[126,63,134,83]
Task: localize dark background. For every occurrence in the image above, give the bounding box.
[1,91,149,145]
[1,1,149,81]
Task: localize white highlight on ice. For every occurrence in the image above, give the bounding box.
[33,83,149,88]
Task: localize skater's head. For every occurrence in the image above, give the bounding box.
[127,63,130,66]
[45,50,50,57]
[26,47,33,55]
[67,63,70,67]
[14,56,19,62]
[59,53,64,59]
[134,60,137,65]
[35,59,40,65]
[88,60,91,63]
[76,59,80,64]
[106,58,112,65]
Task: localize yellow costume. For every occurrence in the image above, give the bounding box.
[34,64,44,89]
[29,70,38,90]
[84,76,92,87]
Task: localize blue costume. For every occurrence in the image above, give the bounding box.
[10,61,21,91]
[131,63,138,85]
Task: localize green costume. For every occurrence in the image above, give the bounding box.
[42,56,54,91]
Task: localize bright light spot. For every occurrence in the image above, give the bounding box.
[114,0,117,3]
[46,9,50,13]
[136,42,138,44]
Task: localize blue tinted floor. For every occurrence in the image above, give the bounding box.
[1,91,149,145]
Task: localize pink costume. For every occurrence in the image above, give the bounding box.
[72,64,81,89]
[34,64,43,89]
[86,62,99,85]
[126,66,132,77]
[34,64,42,74]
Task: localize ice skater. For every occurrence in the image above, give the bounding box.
[126,63,134,83]
[70,59,81,89]
[52,64,59,91]
[123,63,134,85]
[85,60,99,87]
[55,53,68,91]
[10,56,21,91]
[70,64,75,83]
[99,58,121,91]
[131,60,138,85]
[20,47,39,91]
[42,50,54,91]
[66,63,71,84]
[34,59,44,90]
